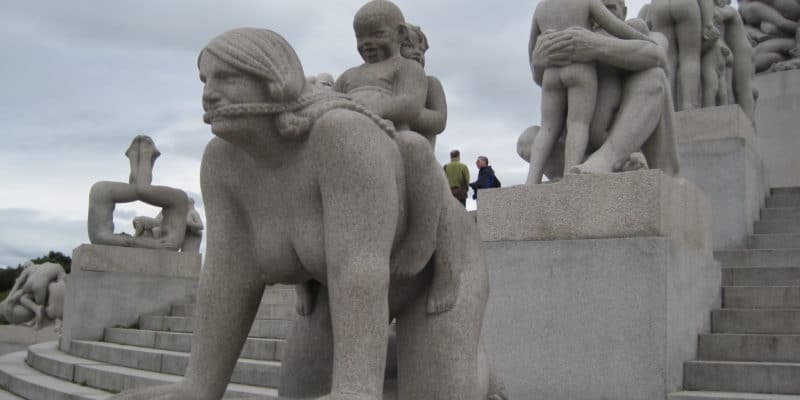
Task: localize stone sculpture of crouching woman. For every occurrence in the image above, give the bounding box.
[110,27,504,400]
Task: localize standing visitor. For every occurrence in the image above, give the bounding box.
[443,149,470,207]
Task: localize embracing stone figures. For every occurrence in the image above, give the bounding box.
[111,1,504,399]
[523,0,680,182]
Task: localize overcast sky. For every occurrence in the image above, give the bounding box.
[0,0,673,267]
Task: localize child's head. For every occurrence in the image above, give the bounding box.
[353,0,407,63]
[400,24,429,67]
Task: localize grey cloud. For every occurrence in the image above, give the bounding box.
[0,209,87,267]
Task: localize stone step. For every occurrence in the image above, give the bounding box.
[715,249,800,267]
[684,360,800,394]
[139,316,292,339]
[25,342,277,398]
[772,187,800,196]
[766,194,800,208]
[104,328,284,361]
[755,220,800,235]
[760,207,800,221]
[0,390,23,400]
[723,286,800,308]
[698,333,800,363]
[0,350,111,400]
[712,309,800,334]
[170,303,295,320]
[259,288,297,305]
[67,340,281,388]
[746,233,800,249]
[723,267,800,286]
[670,390,800,399]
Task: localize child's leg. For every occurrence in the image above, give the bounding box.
[590,68,622,151]
[527,68,566,185]
[701,47,720,107]
[561,63,598,172]
[674,0,703,110]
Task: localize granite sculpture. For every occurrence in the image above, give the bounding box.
[526,0,655,184]
[110,21,505,400]
[649,0,719,110]
[87,135,189,251]
[524,0,680,180]
[0,261,65,331]
[713,0,756,119]
[401,23,448,148]
[131,198,204,252]
[739,0,800,73]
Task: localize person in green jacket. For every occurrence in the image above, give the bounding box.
[444,149,470,206]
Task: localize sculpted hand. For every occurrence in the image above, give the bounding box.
[533,27,599,69]
[702,23,720,45]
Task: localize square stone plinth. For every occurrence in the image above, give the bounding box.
[477,170,712,256]
[482,237,720,400]
[754,70,800,188]
[61,244,200,352]
[675,105,766,249]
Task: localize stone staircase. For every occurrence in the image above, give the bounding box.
[0,286,297,399]
[671,187,800,399]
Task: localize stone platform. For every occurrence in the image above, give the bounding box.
[478,170,720,400]
[675,105,766,249]
[61,244,201,352]
[753,70,800,188]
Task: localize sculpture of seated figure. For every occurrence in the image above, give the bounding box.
[333,0,447,283]
[649,0,719,110]
[400,23,448,149]
[111,26,505,400]
[0,261,66,331]
[526,0,655,184]
[88,135,189,251]
[524,0,680,179]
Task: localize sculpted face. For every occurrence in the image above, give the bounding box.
[355,17,401,63]
[602,0,627,20]
[199,51,272,136]
[401,28,425,67]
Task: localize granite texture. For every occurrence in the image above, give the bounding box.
[61,244,199,353]
[478,170,712,255]
[753,70,800,188]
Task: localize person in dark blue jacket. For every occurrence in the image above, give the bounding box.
[470,156,501,200]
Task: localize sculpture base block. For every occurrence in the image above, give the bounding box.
[675,105,766,249]
[754,70,800,188]
[61,244,200,352]
[479,172,718,399]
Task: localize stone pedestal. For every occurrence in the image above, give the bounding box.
[61,244,200,352]
[675,105,766,249]
[753,70,800,188]
[478,171,720,400]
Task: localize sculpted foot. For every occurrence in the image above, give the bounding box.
[569,158,612,175]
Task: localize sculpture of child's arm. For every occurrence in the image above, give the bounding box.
[382,60,427,125]
[411,76,447,136]
[589,0,656,44]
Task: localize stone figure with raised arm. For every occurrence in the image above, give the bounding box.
[649,0,719,110]
[0,261,66,331]
[88,135,189,250]
[110,25,506,400]
[522,0,679,179]
[400,23,448,149]
[526,0,655,184]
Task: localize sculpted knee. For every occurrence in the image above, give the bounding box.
[631,69,667,98]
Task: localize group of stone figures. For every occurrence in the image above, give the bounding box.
[739,0,800,72]
[0,261,65,331]
[522,0,760,184]
[87,135,203,253]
